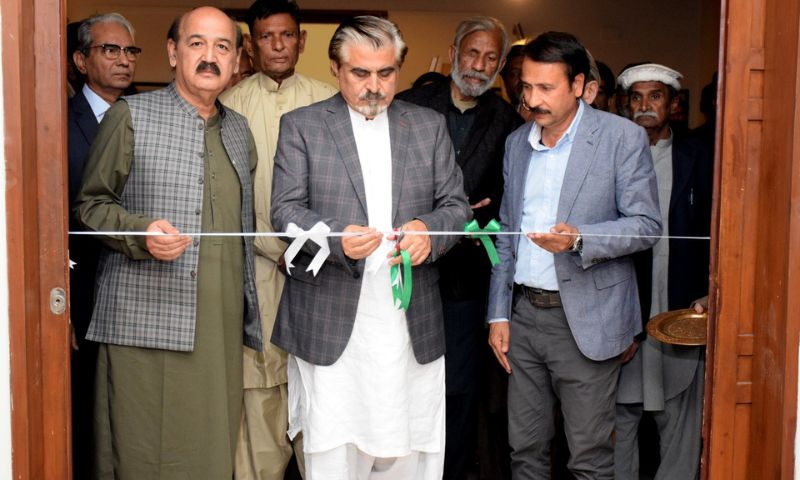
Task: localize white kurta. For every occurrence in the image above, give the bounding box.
[649,135,673,318]
[288,108,446,463]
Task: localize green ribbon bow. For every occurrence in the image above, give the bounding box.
[464,219,501,266]
[390,249,412,311]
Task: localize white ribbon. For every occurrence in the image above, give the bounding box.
[284,222,331,277]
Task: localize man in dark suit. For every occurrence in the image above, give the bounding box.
[67,12,138,479]
[487,32,661,479]
[614,63,713,480]
[270,16,470,478]
[396,16,522,480]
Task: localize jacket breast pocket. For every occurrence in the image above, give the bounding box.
[592,260,632,290]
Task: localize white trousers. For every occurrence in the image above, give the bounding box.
[305,443,444,480]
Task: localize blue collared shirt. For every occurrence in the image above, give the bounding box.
[514,100,585,291]
[82,84,112,123]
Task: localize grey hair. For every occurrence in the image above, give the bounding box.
[77,13,135,53]
[453,16,509,59]
[328,16,408,66]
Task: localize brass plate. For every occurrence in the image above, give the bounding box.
[646,308,708,346]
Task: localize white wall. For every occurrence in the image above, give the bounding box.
[0,8,13,480]
[68,0,720,127]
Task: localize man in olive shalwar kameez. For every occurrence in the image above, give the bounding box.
[73,7,263,479]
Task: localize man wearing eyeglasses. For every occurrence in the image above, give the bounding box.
[66,12,139,480]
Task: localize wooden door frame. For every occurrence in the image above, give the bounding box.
[3,0,800,478]
[2,0,72,478]
[703,0,800,478]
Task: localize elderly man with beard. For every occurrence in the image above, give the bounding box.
[270,16,470,479]
[396,17,522,478]
[74,7,262,478]
[614,63,712,480]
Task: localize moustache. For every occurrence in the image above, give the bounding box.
[531,107,551,115]
[196,61,221,76]
[359,90,386,101]
[460,70,491,84]
[633,110,659,120]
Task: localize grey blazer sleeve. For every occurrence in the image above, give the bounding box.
[574,124,662,268]
[486,133,520,321]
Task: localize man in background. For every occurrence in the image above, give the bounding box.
[615,63,713,480]
[67,13,139,479]
[396,16,522,479]
[221,1,336,478]
[501,44,532,121]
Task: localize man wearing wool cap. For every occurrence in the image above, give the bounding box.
[614,62,713,480]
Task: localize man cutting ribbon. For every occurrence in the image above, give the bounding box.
[270,16,470,479]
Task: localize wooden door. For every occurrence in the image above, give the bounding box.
[705,0,800,477]
[2,0,72,478]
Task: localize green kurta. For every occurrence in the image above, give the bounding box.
[87,102,257,479]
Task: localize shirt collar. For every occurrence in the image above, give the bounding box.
[257,71,298,93]
[528,99,585,151]
[82,84,112,122]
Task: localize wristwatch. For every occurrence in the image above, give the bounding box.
[569,234,583,254]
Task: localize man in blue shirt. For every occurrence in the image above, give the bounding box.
[487,32,661,479]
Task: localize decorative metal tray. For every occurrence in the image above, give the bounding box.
[646,308,708,346]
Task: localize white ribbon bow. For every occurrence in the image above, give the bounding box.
[284,222,331,277]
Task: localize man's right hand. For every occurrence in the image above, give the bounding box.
[489,322,512,374]
[145,219,191,261]
[342,225,382,260]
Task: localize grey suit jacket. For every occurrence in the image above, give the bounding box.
[487,105,661,361]
[270,94,471,366]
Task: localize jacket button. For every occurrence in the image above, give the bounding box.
[198,177,204,185]
[353,271,361,279]
[190,270,197,278]
[195,208,201,215]
[193,238,200,247]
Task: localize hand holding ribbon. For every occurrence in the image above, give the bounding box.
[387,219,431,266]
[284,222,331,276]
[464,219,501,266]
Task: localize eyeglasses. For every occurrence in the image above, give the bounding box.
[84,44,142,61]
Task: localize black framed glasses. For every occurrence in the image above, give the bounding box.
[84,44,142,60]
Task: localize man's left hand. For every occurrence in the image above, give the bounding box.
[528,222,579,253]
[620,339,641,364]
[388,219,431,266]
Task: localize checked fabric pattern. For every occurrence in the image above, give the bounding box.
[87,83,262,352]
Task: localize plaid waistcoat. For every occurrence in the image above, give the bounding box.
[87,83,262,352]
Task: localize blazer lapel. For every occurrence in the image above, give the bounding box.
[511,123,535,231]
[558,106,599,221]
[324,95,369,218]
[73,91,99,146]
[388,102,409,225]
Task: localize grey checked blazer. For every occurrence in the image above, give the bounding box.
[84,83,262,352]
[270,94,471,366]
[487,105,662,361]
